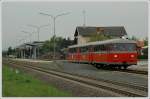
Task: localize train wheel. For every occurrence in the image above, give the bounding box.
[123,66,128,70]
[100,64,104,68]
[96,66,101,69]
[118,66,121,70]
[91,62,94,65]
[112,66,116,70]
[88,62,92,65]
[95,64,101,69]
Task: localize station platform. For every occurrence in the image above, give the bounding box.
[11,58,148,71]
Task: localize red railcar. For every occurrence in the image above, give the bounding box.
[67,39,138,69]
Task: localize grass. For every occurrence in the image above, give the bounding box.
[2,65,71,97]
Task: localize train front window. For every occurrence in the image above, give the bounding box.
[109,43,136,51]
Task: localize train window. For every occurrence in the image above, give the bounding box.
[72,48,74,53]
[80,47,83,52]
[107,44,113,51]
[94,45,101,52]
[126,44,136,51]
[105,44,109,51]
[85,47,87,52]
[110,43,136,51]
[69,48,77,53]
[93,45,108,52]
[101,45,104,51]
[69,48,71,53]
[71,48,74,53]
[70,49,72,53]
[93,46,96,51]
[69,48,72,53]
[74,48,77,53]
[99,45,106,51]
[89,46,93,52]
[80,46,88,53]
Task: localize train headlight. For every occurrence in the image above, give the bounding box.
[114,54,118,58]
[130,55,134,58]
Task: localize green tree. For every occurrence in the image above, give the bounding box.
[144,37,148,46]
[128,36,138,40]
[40,36,73,54]
[7,46,13,55]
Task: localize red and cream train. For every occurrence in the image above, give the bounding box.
[67,39,138,69]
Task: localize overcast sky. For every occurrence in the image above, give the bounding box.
[2,1,148,50]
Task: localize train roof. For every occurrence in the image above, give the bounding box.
[68,38,136,48]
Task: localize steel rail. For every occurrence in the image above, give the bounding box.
[3,58,147,91]
[100,68,148,75]
[16,60,147,91]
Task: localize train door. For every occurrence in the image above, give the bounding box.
[106,44,114,64]
[89,45,94,64]
[77,47,80,62]
[101,45,108,63]
[106,44,110,64]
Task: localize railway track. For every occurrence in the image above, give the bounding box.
[94,66,148,75]
[6,58,148,75]
[3,59,148,89]
[3,59,147,97]
[31,63,147,92]
[64,61,148,75]
[114,69,148,75]
[6,59,148,89]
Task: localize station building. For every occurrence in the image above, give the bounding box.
[74,26,127,44]
[15,41,44,59]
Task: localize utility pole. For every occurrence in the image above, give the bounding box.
[21,30,33,43]
[27,24,50,59]
[27,24,50,41]
[83,10,86,27]
[21,30,34,59]
[19,38,26,59]
[39,12,70,59]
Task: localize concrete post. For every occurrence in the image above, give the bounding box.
[19,50,20,58]
[23,50,25,58]
[23,49,25,59]
[30,47,32,59]
[33,47,37,59]
[21,50,23,58]
[20,50,21,58]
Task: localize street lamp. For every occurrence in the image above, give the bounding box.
[21,30,33,43]
[27,24,50,58]
[27,24,50,41]
[21,30,34,59]
[18,37,27,59]
[39,12,70,59]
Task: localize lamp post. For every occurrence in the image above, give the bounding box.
[27,24,50,59]
[21,31,33,59]
[39,12,70,59]
[27,24,50,41]
[18,38,26,59]
[21,30,33,43]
